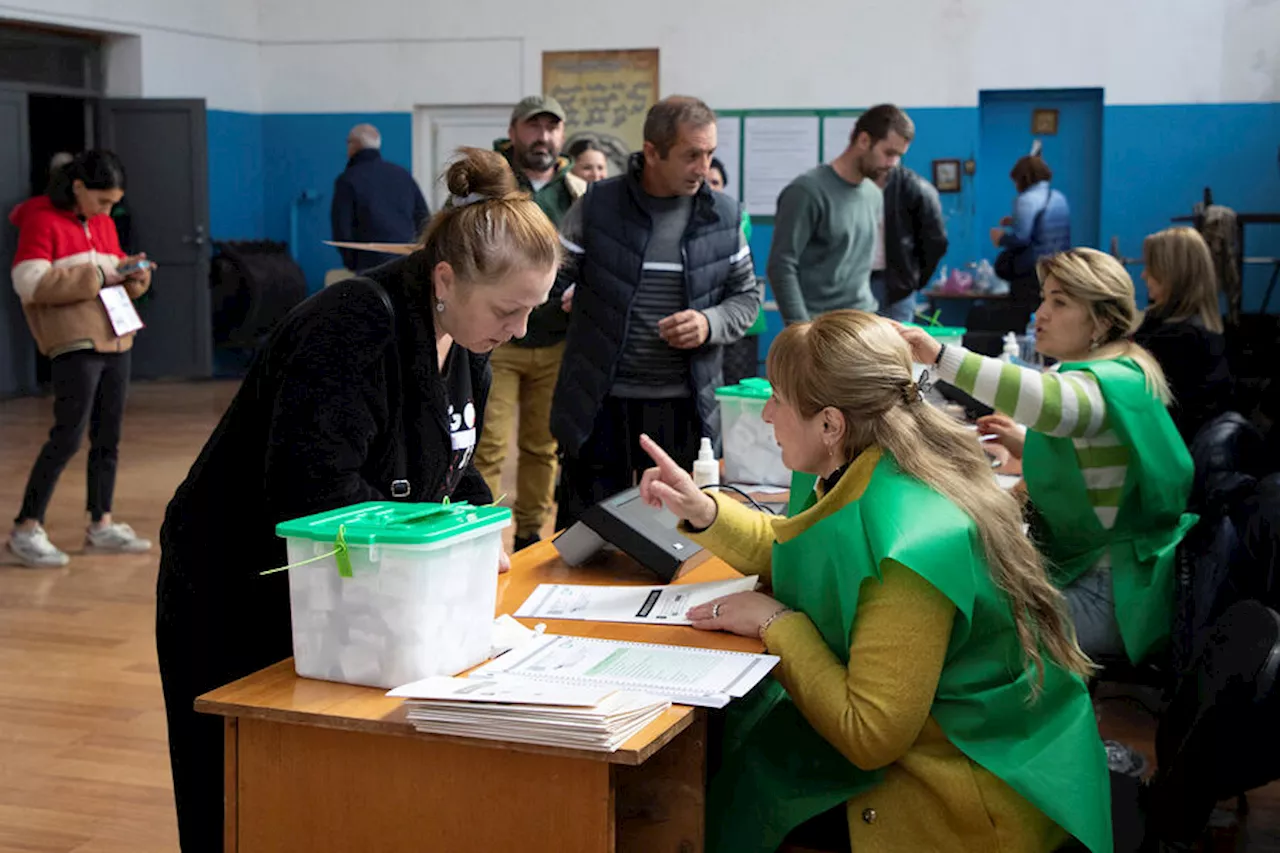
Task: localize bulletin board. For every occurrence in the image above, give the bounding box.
[542,49,659,172]
[715,109,863,218]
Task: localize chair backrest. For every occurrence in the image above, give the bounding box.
[1187,411,1264,513]
[1148,600,1280,846]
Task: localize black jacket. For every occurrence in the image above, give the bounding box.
[881,167,949,302]
[1135,312,1233,443]
[550,156,752,456]
[159,254,492,604]
[331,149,430,272]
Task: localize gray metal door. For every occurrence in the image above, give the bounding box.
[100,98,212,379]
[0,88,33,397]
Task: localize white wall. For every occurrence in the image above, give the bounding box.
[0,0,263,112]
[257,0,1280,113]
[3,0,1278,114]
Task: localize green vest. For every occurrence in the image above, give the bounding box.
[710,456,1113,853]
[1022,357,1197,664]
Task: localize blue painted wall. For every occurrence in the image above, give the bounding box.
[1102,103,1280,313]
[978,89,1104,255]
[224,103,1280,313]
[207,110,265,241]
[262,112,413,291]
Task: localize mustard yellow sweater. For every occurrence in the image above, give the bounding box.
[684,448,1067,853]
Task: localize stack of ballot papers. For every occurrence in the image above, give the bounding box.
[388,676,670,752]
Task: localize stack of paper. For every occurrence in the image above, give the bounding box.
[389,676,669,752]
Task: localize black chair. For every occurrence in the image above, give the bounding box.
[1144,599,1280,848]
[1092,413,1266,694]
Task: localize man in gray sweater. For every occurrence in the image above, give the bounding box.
[767,104,914,323]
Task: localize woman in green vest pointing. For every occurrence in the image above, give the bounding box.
[898,248,1197,667]
[637,310,1112,853]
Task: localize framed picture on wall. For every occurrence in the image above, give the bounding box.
[932,159,961,193]
[1032,108,1059,135]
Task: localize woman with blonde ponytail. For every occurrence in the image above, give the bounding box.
[638,310,1110,853]
[899,247,1196,672]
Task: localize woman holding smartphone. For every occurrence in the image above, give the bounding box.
[7,150,154,567]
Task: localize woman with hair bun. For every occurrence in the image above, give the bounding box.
[155,147,562,853]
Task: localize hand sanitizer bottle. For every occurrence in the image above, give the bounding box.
[1001,332,1020,364]
[692,437,720,488]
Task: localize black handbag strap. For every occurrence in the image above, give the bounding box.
[357,277,411,500]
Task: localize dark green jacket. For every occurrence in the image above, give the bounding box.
[495,139,582,348]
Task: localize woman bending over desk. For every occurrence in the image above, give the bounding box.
[899,247,1197,667]
[638,310,1112,853]
[155,149,561,853]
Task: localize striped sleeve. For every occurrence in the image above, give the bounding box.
[936,346,1109,438]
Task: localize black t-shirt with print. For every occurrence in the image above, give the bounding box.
[435,344,476,500]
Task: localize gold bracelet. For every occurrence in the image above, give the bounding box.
[758,607,794,640]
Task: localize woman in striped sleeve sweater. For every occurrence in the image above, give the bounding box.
[899,248,1196,664]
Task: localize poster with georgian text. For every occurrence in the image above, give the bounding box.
[542,49,659,176]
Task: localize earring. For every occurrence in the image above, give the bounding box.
[435,299,445,313]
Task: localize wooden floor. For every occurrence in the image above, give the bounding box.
[0,379,1277,852]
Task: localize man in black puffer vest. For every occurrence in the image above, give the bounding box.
[551,96,762,530]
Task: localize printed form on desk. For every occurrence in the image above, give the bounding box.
[468,633,779,708]
[514,576,759,626]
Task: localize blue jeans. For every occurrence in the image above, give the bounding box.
[870,271,916,323]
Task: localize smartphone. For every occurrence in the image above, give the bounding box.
[116,258,152,277]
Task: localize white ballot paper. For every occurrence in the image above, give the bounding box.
[388,675,615,707]
[470,633,779,708]
[99,285,144,336]
[515,576,759,626]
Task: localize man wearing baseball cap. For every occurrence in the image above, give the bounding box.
[477,96,586,552]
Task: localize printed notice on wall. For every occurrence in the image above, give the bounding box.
[542,49,659,178]
[743,116,820,217]
[822,115,861,164]
[715,116,742,202]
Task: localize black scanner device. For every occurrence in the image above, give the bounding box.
[551,486,703,582]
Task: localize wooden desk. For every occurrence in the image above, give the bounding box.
[197,542,761,853]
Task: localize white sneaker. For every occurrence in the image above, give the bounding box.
[7,526,71,568]
[85,522,152,553]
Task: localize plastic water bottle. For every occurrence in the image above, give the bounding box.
[1023,313,1037,365]
[692,437,720,488]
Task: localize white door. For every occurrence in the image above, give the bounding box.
[413,105,513,212]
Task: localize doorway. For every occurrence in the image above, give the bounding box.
[413,106,514,211]
[978,88,1104,258]
[28,94,89,195]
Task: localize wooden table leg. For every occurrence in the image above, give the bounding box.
[614,713,706,853]
[233,717,614,852]
[224,718,239,853]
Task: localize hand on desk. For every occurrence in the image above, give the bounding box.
[498,548,510,574]
[687,591,789,639]
[637,433,717,529]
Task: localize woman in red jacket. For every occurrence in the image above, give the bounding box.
[7,150,153,567]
